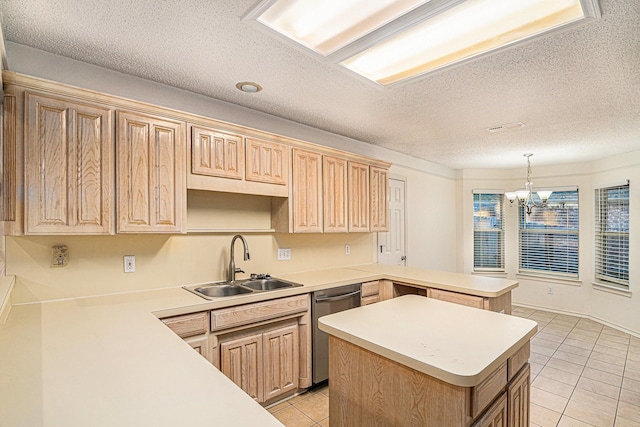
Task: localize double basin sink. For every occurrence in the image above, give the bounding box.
[184,276,303,299]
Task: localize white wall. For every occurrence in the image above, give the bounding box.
[458,151,640,335]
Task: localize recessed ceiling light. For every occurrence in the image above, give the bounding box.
[236,82,263,93]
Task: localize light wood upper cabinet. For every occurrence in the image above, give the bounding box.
[25,93,114,234]
[370,166,389,232]
[191,126,243,180]
[323,155,348,233]
[117,111,186,233]
[1,95,17,223]
[348,161,370,232]
[246,138,288,185]
[292,149,323,233]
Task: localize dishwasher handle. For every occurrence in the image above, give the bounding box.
[314,289,361,303]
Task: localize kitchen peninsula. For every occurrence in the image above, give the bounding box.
[319,296,537,426]
[0,265,521,426]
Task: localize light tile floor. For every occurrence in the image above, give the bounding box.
[513,306,640,427]
[269,307,640,427]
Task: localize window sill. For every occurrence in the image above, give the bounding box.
[592,282,632,298]
[516,273,582,287]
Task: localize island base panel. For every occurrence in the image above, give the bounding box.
[328,336,471,426]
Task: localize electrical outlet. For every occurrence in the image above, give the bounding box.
[547,286,554,295]
[51,245,69,267]
[124,255,136,273]
[345,244,350,255]
[277,248,291,261]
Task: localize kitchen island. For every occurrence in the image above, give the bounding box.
[319,295,537,426]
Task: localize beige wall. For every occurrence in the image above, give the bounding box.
[458,150,640,336]
[7,191,374,303]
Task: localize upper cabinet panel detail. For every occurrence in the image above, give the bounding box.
[191,127,244,180]
[246,138,288,186]
[25,92,114,234]
[117,111,186,233]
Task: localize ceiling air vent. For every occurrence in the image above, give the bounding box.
[486,121,526,133]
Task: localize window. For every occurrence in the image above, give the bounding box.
[519,189,579,278]
[595,183,629,288]
[473,192,504,272]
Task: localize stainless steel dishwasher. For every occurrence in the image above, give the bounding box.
[312,283,361,384]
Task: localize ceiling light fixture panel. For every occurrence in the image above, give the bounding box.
[246,0,600,86]
[249,0,432,56]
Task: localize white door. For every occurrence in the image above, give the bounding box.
[378,178,406,266]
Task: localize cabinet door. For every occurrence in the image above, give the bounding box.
[292,149,323,232]
[263,323,299,401]
[348,161,370,232]
[185,335,209,361]
[220,332,264,402]
[508,364,530,427]
[191,126,243,179]
[117,111,185,233]
[323,155,348,232]
[1,95,16,223]
[245,138,287,185]
[25,93,114,234]
[473,392,508,427]
[370,166,389,232]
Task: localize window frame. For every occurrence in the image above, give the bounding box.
[594,182,630,289]
[518,188,580,279]
[473,191,505,273]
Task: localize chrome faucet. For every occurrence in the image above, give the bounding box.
[228,234,250,282]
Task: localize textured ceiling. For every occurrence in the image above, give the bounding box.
[1,0,639,169]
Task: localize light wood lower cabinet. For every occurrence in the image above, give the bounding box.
[360,280,394,306]
[220,331,264,401]
[473,393,508,427]
[262,322,299,401]
[218,320,304,404]
[161,311,212,363]
[394,282,512,314]
[117,110,186,233]
[507,364,530,427]
[25,92,114,234]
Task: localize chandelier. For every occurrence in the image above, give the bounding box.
[505,154,552,215]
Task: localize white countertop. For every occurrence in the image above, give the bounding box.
[0,264,519,426]
[319,295,537,387]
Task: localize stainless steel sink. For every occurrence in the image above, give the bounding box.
[184,276,302,300]
[192,284,253,298]
[240,278,300,291]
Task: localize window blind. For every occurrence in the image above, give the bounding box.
[473,192,504,271]
[594,183,629,287]
[519,190,579,278]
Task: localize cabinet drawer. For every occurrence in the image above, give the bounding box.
[471,362,508,418]
[162,311,209,338]
[211,294,309,331]
[428,288,484,309]
[508,342,530,381]
[361,281,380,297]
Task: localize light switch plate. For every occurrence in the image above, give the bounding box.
[277,248,291,261]
[124,255,136,273]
